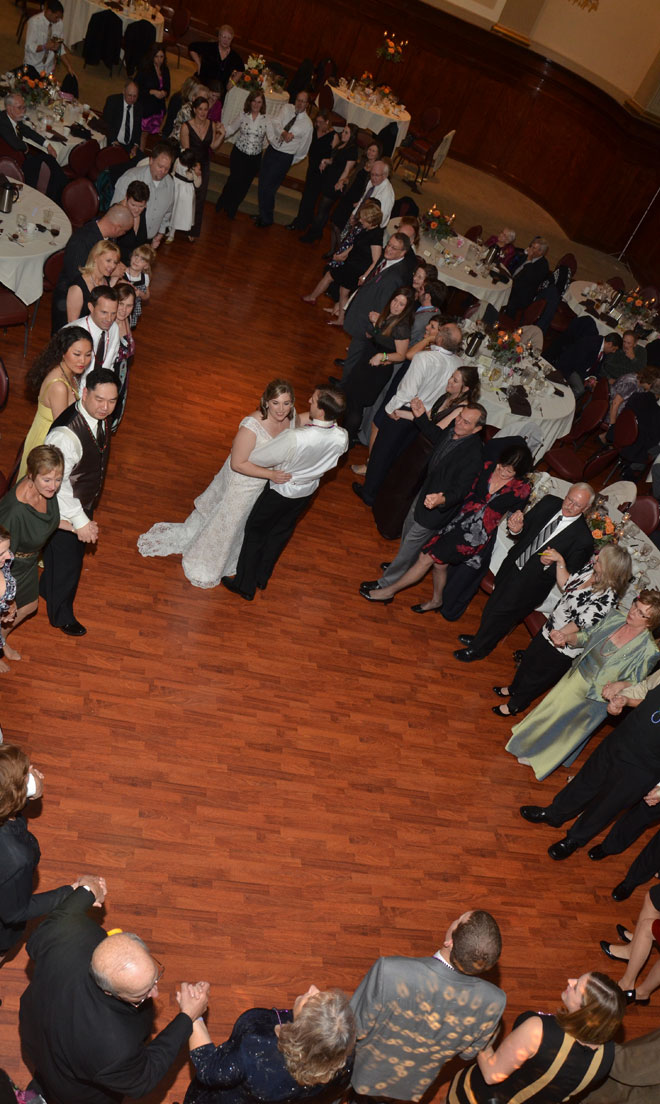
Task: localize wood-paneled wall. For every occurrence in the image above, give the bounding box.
[182,0,660,283]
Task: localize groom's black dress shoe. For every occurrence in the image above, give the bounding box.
[221,576,254,601]
[519,805,560,825]
[453,647,485,662]
[59,620,86,636]
[458,634,474,646]
[547,836,579,860]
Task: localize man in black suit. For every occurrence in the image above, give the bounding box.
[101,81,142,156]
[454,482,595,662]
[19,880,209,1104]
[549,317,621,396]
[360,404,485,599]
[0,91,67,202]
[51,203,134,331]
[504,236,550,317]
[338,231,417,385]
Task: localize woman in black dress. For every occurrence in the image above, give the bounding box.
[136,45,170,149]
[363,442,533,610]
[299,124,358,243]
[448,972,623,1104]
[0,745,78,961]
[64,239,120,325]
[180,982,355,1104]
[180,96,224,240]
[301,198,383,323]
[287,111,335,232]
[601,883,660,1005]
[343,288,416,443]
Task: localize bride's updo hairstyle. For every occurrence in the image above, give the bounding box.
[259,379,295,420]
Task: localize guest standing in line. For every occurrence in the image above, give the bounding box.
[255,92,313,228]
[64,240,120,327]
[180,97,224,240]
[286,109,334,232]
[215,90,268,219]
[111,284,137,432]
[299,124,359,243]
[136,45,170,150]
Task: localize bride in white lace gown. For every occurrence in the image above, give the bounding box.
[137,380,297,588]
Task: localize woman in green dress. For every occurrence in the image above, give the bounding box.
[0,445,64,670]
[505,591,660,780]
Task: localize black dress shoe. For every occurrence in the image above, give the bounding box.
[626,993,653,1011]
[353,482,373,504]
[380,562,391,571]
[548,836,579,860]
[492,704,519,717]
[458,634,474,646]
[411,604,440,614]
[616,923,633,944]
[359,581,380,595]
[600,940,629,963]
[359,589,392,605]
[612,881,635,902]
[493,686,509,698]
[59,620,86,636]
[333,358,345,369]
[513,649,525,663]
[220,576,254,601]
[520,805,558,824]
[588,844,608,861]
[453,647,485,663]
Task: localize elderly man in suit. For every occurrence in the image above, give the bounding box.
[455,482,595,662]
[549,317,622,396]
[360,403,485,597]
[349,159,395,228]
[102,81,142,155]
[350,910,505,1102]
[0,92,67,202]
[504,236,550,317]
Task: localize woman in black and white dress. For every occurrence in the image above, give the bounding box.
[215,91,268,219]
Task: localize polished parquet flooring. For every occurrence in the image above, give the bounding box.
[0,208,657,1101]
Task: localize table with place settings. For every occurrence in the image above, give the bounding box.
[23,102,107,167]
[61,0,164,47]
[329,83,410,149]
[420,232,513,319]
[0,180,71,305]
[564,281,659,345]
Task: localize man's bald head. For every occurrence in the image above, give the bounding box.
[123,81,139,104]
[90,933,161,1004]
[99,204,134,237]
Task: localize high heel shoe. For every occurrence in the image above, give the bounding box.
[410,604,441,614]
[623,989,650,1006]
[493,686,509,698]
[300,296,317,305]
[360,590,393,605]
[492,704,519,717]
[600,940,629,963]
[617,924,633,944]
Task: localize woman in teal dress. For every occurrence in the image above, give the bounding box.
[0,445,63,668]
[505,592,660,780]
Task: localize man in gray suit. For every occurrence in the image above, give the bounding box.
[350,910,505,1102]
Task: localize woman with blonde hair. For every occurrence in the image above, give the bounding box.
[180,982,355,1104]
[65,239,120,324]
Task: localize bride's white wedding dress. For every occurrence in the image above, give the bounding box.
[137,415,289,589]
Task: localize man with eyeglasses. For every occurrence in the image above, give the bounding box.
[20,878,210,1104]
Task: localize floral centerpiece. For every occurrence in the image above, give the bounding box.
[12,67,59,108]
[377,32,407,63]
[487,328,525,368]
[420,205,455,244]
[234,54,267,92]
[586,508,618,547]
[360,71,373,83]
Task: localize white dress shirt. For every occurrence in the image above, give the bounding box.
[352,178,395,227]
[46,401,100,529]
[112,162,174,238]
[265,107,313,165]
[385,347,462,414]
[65,316,120,381]
[24,12,66,75]
[249,420,348,499]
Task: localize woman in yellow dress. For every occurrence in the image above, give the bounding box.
[17,327,93,480]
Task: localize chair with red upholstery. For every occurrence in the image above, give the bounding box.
[524,610,546,638]
[0,289,30,357]
[61,178,99,228]
[521,299,546,326]
[0,157,24,181]
[31,249,65,329]
[606,276,625,292]
[162,4,191,67]
[556,252,578,276]
[317,83,346,128]
[0,357,9,414]
[464,224,482,242]
[628,495,660,536]
[480,570,495,596]
[408,107,443,157]
[16,0,41,42]
[66,139,100,180]
[91,145,130,180]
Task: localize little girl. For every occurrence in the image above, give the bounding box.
[167,148,202,243]
[122,244,155,328]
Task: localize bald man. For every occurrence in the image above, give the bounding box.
[20,881,209,1104]
[52,203,134,330]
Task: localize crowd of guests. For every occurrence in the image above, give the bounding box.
[3,13,660,1104]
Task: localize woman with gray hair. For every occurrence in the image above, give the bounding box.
[180,983,355,1104]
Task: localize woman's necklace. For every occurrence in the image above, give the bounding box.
[59,361,80,398]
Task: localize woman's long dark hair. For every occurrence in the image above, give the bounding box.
[431,365,481,421]
[376,287,416,336]
[26,327,92,401]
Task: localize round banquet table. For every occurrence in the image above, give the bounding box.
[329,85,410,150]
[24,104,107,168]
[564,280,659,345]
[62,0,164,47]
[221,85,289,138]
[420,231,513,319]
[0,181,71,305]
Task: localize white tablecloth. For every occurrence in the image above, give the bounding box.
[24,104,107,167]
[0,180,71,304]
[420,232,512,319]
[330,86,410,150]
[62,0,163,47]
[221,86,289,139]
[564,280,659,345]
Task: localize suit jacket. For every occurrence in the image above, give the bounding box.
[581,1027,660,1103]
[506,255,550,315]
[101,93,142,150]
[495,495,593,608]
[19,888,192,1104]
[344,257,413,339]
[351,954,505,1102]
[414,429,483,529]
[0,110,46,154]
[553,317,603,382]
[0,816,72,954]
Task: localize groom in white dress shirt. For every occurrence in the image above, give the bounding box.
[221,386,348,600]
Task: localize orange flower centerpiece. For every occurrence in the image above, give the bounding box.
[487,327,525,369]
[420,205,455,244]
[377,31,407,63]
[13,66,59,108]
[586,508,619,548]
[234,53,267,92]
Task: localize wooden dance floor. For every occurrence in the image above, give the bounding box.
[0,209,655,1098]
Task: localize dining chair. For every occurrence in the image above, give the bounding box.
[606,276,626,292]
[162,5,191,67]
[61,178,99,227]
[0,289,30,357]
[0,357,9,414]
[464,224,482,242]
[0,157,24,181]
[556,252,578,276]
[628,496,660,536]
[66,139,101,181]
[16,0,42,43]
[30,248,65,329]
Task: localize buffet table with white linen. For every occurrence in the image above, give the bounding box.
[221,85,289,136]
[24,103,107,167]
[0,181,71,304]
[420,232,512,319]
[564,280,659,345]
[62,0,163,47]
[330,85,410,149]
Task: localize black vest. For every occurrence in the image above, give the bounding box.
[618,683,660,772]
[51,403,110,514]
